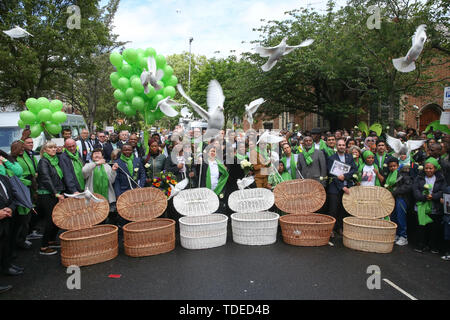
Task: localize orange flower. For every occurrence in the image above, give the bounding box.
[171,180,176,184]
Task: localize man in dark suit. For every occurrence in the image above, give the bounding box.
[0,174,24,293]
[113,144,146,198]
[59,139,85,194]
[93,132,114,162]
[327,138,357,236]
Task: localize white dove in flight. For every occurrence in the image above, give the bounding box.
[154,97,180,117]
[237,176,255,190]
[3,26,33,39]
[168,178,189,200]
[245,98,265,128]
[140,56,164,93]
[177,79,225,140]
[255,37,314,72]
[180,107,193,119]
[392,24,427,73]
[386,134,425,158]
[64,190,104,205]
[257,131,284,145]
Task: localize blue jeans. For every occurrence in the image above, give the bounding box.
[391,197,407,238]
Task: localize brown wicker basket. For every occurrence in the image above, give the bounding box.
[52,193,118,267]
[274,179,326,214]
[342,186,397,253]
[279,213,336,246]
[274,180,333,247]
[117,187,175,257]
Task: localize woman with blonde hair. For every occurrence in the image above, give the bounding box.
[36,141,65,255]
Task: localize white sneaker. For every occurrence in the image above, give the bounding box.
[395,237,408,246]
[395,235,399,242]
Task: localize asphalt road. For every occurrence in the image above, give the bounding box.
[1,223,449,301]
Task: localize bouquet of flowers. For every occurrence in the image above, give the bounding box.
[240,159,254,175]
[152,170,178,198]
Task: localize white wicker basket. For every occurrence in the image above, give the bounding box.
[229,188,279,246]
[174,188,228,250]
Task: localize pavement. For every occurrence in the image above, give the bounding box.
[1,224,449,301]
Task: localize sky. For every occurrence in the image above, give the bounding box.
[109,0,349,59]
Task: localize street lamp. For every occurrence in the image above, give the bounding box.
[188,37,193,91]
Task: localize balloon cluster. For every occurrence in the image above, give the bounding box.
[109,48,178,125]
[19,98,67,138]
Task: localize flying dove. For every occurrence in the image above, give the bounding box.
[140,56,164,93]
[386,134,425,158]
[3,26,33,39]
[154,97,180,117]
[245,98,265,128]
[237,176,255,190]
[255,37,314,72]
[392,25,427,73]
[64,190,104,205]
[168,178,189,200]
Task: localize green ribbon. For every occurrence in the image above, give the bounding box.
[65,149,85,190]
[43,153,63,179]
[93,165,109,200]
[120,153,135,176]
[303,147,315,166]
[206,161,229,196]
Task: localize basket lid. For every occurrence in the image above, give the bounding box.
[52,193,109,230]
[273,179,326,214]
[228,188,274,213]
[342,186,395,219]
[116,187,168,222]
[173,188,219,216]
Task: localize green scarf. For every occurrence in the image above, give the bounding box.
[320,140,335,157]
[236,153,248,161]
[206,161,229,196]
[303,147,315,166]
[43,153,63,179]
[281,153,296,179]
[120,153,135,175]
[385,169,398,190]
[20,152,37,176]
[417,201,433,226]
[93,165,109,200]
[377,152,387,169]
[65,149,85,190]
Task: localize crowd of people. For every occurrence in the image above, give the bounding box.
[0,123,449,294]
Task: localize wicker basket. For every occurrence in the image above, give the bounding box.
[274,179,326,214]
[279,213,336,246]
[117,187,175,257]
[274,179,333,247]
[174,188,228,250]
[228,188,274,213]
[231,211,279,246]
[342,186,397,253]
[52,193,118,267]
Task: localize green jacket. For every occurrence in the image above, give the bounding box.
[17,152,38,187]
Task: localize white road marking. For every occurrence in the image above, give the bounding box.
[383,278,418,300]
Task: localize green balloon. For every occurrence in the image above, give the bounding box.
[130,74,140,82]
[18,119,25,129]
[118,77,130,91]
[144,47,156,57]
[20,111,37,125]
[25,98,39,113]
[138,55,147,69]
[123,48,138,64]
[30,124,42,138]
[132,96,145,112]
[163,86,176,98]
[131,78,144,93]
[114,89,126,101]
[52,111,67,124]
[119,64,134,78]
[151,94,164,108]
[162,65,174,80]
[46,123,62,135]
[110,52,123,68]
[136,48,145,56]
[110,72,120,88]
[123,105,136,117]
[37,97,50,110]
[157,80,164,90]
[166,75,178,87]
[145,86,157,99]
[117,101,126,113]
[49,100,63,113]
[38,109,52,122]
[125,87,136,101]
[155,54,166,69]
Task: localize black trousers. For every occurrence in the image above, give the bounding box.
[37,194,59,248]
[416,214,443,251]
[327,191,348,231]
[11,212,31,246]
[0,219,12,271]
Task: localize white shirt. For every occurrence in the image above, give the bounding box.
[361,165,376,186]
[338,153,346,163]
[209,160,219,191]
[177,156,186,174]
[285,154,298,172]
[314,142,321,150]
[425,176,436,193]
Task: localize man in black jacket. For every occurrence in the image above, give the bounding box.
[0,174,23,293]
[58,139,84,194]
